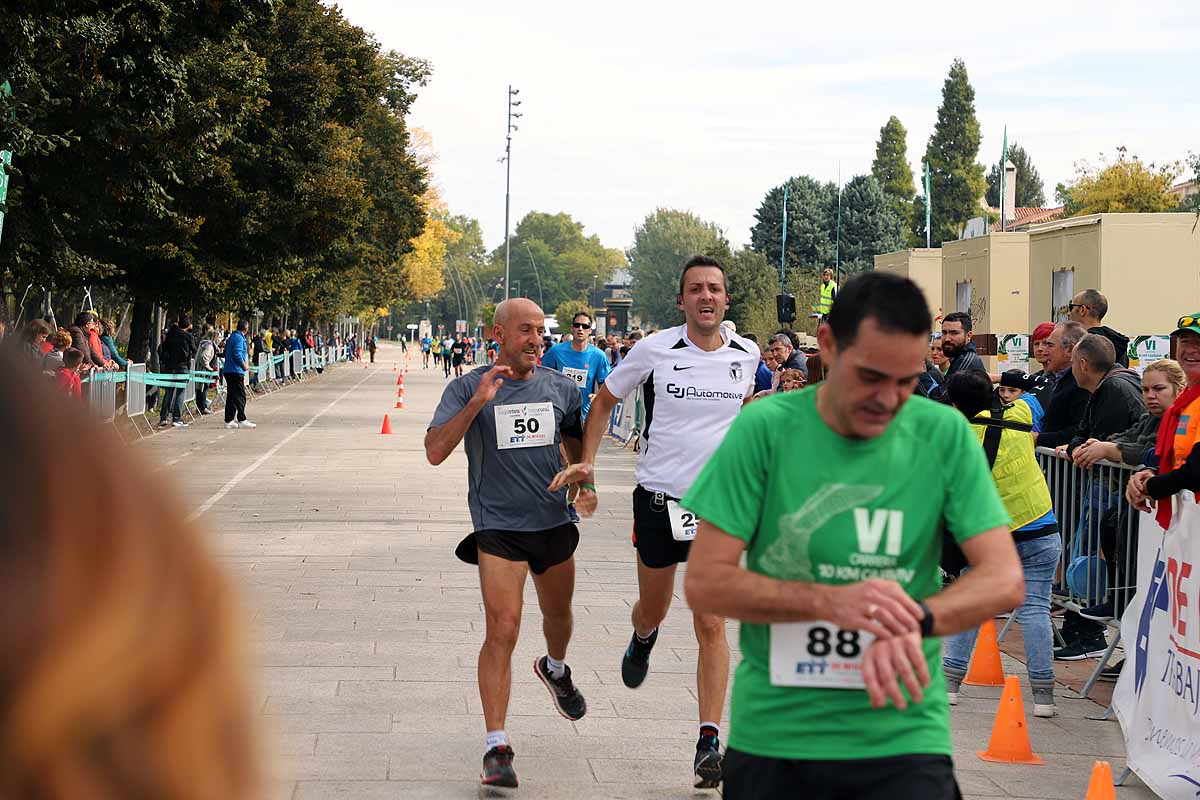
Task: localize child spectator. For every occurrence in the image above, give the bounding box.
[42,329,73,372]
[777,368,807,392]
[54,348,85,401]
[997,369,1048,432]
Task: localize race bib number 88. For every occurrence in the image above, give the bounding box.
[769,621,875,689]
[494,402,555,450]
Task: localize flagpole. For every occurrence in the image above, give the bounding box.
[924,161,931,248]
[835,162,842,286]
[780,184,788,287]
[999,126,1008,232]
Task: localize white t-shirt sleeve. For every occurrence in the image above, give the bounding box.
[602,339,656,400]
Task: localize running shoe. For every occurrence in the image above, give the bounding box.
[1053,637,1108,661]
[238,420,257,428]
[533,656,586,721]
[225,421,240,429]
[171,420,188,428]
[622,628,657,688]
[567,503,581,523]
[694,733,723,789]
[1098,659,1124,682]
[481,745,518,788]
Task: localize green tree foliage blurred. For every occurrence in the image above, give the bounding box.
[627,209,730,328]
[923,59,986,245]
[985,142,1046,209]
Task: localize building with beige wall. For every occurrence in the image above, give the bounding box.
[940,233,1030,341]
[1026,213,1200,335]
[873,248,943,325]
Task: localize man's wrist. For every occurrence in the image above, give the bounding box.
[917,601,935,637]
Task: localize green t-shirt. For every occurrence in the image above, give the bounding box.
[682,386,1009,761]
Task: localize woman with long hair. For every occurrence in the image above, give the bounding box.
[0,350,260,799]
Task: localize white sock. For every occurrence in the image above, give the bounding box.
[486,730,508,750]
[545,654,566,679]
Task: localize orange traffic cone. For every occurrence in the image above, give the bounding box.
[397,387,404,397]
[1083,760,1116,800]
[380,415,393,434]
[394,399,404,409]
[396,375,404,386]
[978,675,1044,765]
[964,619,1005,686]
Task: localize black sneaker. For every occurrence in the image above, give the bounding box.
[1079,601,1115,622]
[481,745,517,788]
[567,503,581,523]
[533,656,586,721]
[694,733,723,789]
[1054,637,1108,661]
[1098,659,1124,682]
[622,628,658,688]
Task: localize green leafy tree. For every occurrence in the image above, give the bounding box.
[838,175,905,273]
[627,209,730,328]
[1178,152,1199,213]
[554,299,593,331]
[749,176,837,272]
[923,59,986,245]
[1056,147,1181,216]
[723,247,778,341]
[985,142,1046,208]
[871,116,915,222]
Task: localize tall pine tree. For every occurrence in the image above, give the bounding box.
[871,116,915,220]
[923,59,985,245]
[985,142,1046,208]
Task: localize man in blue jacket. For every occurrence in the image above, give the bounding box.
[223,319,256,429]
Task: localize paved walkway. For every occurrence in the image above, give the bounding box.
[138,343,1153,799]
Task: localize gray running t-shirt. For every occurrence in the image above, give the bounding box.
[429,365,584,532]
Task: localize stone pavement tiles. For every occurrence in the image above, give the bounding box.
[135,344,1154,799]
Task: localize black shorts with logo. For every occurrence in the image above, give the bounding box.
[632,485,692,568]
[723,750,961,800]
[455,523,579,575]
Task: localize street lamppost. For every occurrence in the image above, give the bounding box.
[592,274,598,311]
[501,86,521,299]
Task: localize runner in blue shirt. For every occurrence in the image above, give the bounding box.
[541,311,611,521]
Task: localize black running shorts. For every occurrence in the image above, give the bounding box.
[455,523,579,575]
[631,485,692,569]
[723,750,961,800]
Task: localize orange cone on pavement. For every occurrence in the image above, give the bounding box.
[977,675,1044,765]
[396,375,404,386]
[964,618,1005,686]
[1083,761,1116,800]
[394,400,404,409]
[380,415,393,434]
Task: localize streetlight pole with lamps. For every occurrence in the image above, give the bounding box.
[501,86,521,299]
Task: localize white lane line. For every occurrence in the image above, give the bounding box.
[186,368,376,521]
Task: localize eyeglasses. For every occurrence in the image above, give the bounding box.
[572,323,591,329]
[1067,303,1089,311]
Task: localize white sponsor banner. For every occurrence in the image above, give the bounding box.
[998,334,1030,374]
[1130,336,1172,376]
[1114,498,1200,798]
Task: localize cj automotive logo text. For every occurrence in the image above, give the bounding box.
[665,383,743,400]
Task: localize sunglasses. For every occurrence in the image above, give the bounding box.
[1179,316,1200,329]
[1067,303,1089,311]
[572,322,591,330]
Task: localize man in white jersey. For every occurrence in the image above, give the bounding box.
[551,255,759,789]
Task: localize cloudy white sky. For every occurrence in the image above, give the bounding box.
[335,0,1198,252]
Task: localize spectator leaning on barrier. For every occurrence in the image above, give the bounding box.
[1069,289,1129,369]
[42,329,72,372]
[1025,322,1057,406]
[1036,322,1090,448]
[157,314,196,429]
[943,369,1061,717]
[68,313,100,371]
[767,333,808,378]
[85,314,115,369]
[1128,316,1200,528]
[222,320,254,430]
[19,319,52,363]
[997,370,1048,432]
[99,319,127,370]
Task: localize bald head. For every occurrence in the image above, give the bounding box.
[494,298,543,329]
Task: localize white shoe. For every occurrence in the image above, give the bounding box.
[1033,703,1057,718]
[947,691,958,706]
[171,421,188,428]
[225,421,240,429]
[238,420,256,428]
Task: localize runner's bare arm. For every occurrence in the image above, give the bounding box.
[548,384,619,491]
[924,526,1024,635]
[686,521,923,641]
[424,366,512,465]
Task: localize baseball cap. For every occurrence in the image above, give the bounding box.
[1172,314,1200,337]
[1031,322,1055,342]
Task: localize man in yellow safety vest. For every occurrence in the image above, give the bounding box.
[815,268,838,319]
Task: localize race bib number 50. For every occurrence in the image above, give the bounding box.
[769,621,875,689]
[494,402,555,450]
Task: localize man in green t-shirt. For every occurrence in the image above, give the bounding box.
[682,272,1025,799]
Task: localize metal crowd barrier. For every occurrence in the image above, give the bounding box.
[1032,445,1140,697]
[291,350,303,380]
[608,385,644,447]
[81,368,122,424]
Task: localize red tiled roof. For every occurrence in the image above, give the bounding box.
[987,206,1066,230]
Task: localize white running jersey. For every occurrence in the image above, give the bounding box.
[604,324,759,499]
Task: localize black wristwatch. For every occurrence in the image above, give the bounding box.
[918,602,935,637]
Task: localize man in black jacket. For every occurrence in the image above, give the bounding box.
[928,312,984,401]
[1069,289,1129,368]
[1037,321,1090,448]
[1053,333,1146,660]
[158,314,197,428]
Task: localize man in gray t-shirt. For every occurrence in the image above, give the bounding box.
[424,298,589,789]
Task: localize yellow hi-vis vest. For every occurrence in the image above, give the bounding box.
[817,281,837,315]
[970,401,1052,531]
